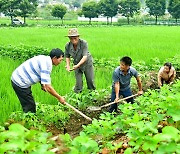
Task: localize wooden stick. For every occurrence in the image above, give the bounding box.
[65,102,92,121]
[101,94,139,108]
[50,148,59,153]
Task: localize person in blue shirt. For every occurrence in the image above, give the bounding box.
[109,56,143,113]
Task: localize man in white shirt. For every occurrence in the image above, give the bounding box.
[11,48,65,113]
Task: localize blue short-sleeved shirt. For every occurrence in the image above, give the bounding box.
[112,66,138,91]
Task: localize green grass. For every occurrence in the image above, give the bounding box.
[0,26,180,124]
[0,57,21,123]
[0,56,112,124]
[0,17,108,26]
[0,26,179,63]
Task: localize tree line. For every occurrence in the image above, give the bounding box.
[0,0,38,24]
[0,0,179,25]
[80,0,179,24]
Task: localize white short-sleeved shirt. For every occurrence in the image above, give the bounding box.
[11,55,52,88]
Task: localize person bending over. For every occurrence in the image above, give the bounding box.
[109,56,143,113]
[11,48,65,113]
[158,62,176,87]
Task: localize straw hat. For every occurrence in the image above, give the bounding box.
[67,28,80,37]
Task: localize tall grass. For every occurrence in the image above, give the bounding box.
[0,57,21,124]
[0,26,180,124]
[0,26,179,63]
[0,57,112,124]
[0,18,108,26]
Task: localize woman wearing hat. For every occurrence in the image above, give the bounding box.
[65,28,96,93]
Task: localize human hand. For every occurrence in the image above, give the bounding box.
[41,84,47,92]
[138,90,143,95]
[65,65,71,72]
[58,96,65,104]
[115,97,119,103]
[73,65,79,70]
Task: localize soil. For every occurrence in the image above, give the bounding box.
[47,70,180,153]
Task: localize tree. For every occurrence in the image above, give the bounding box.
[72,1,81,8]
[98,0,119,24]
[51,4,67,24]
[81,1,98,24]
[168,0,180,23]
[17,0,38,24]
[0,0,20,24]
[119,0,140,24]
[146,0,166,24]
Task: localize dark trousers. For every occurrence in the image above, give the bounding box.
[11,81,36,113]
[161,78,170,86]
[109,88,134,113]
[74,64,96,93]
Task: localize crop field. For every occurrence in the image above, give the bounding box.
[0,26,180,153]
[0,26,180,62]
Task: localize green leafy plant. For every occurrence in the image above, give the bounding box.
[0,123,54,153]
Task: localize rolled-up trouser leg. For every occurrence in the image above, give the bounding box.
[74,69,83,93]
[84,65,96,90]
[11,81,36,113]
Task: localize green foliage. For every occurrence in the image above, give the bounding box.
[82,112,118,142]
[98,0,119,24]
[17,0,38,24]
[82,1,98,24]
[51,4,67,24]
[61,80,180,153]
[146,0,166,24]
[166,55,180,71]
[0,0,37,24]
[0,0,19,24]
[66,89,110,110]
[0,123,53,153]
[119,0,140,24]
[0,44,49,60]
[60,132,100,154]
[8,103,71,130]
[9,112,46,131]
[36,103,70,128]
[168,0,180,22]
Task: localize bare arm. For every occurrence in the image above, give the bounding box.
[136,76,143,95]
[157,72,162,87]
[73,56,87,70]
[43,84,65,104]
[114,82,120,102]
[169,70,176,83]
[66,58,71,71]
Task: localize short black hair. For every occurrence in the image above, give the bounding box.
[120,56,132,66]
[49,48,64,59]
[164,62,172,69]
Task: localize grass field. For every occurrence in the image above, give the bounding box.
[0,56,112,124]
[0,17,108,26]
[0,26,179,63]
[0,26,180,124]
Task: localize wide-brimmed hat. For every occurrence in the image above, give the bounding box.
[66,28,80,37]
